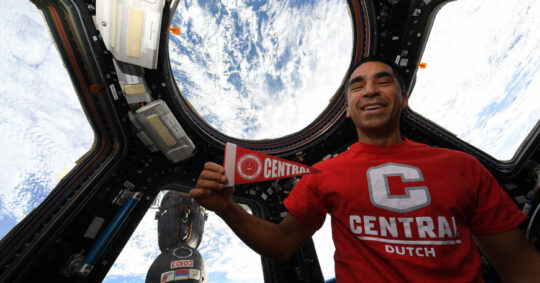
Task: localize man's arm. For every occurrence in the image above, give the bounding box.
[474,228,540,282]
[190,162,316,261]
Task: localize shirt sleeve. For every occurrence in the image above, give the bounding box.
[469,157,526,234]
[284,173,327,231]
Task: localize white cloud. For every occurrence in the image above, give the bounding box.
[199,211,264,282]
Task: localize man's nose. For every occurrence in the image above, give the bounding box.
[362,81,378,97]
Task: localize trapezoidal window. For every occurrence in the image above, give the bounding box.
[0,1,94,240]
[409,0,540,161]
[104,191,264,282]
[169,0,353,140]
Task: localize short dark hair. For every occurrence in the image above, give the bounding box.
[346,56,406,93]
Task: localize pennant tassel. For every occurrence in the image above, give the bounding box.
[224,143,237,187]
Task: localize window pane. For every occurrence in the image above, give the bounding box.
[409,0,540,160]
[313,215,335,280]
[104,207,264,283]
[169,0,353,139]
[102,209,161,283]
[0,1,94,239]
[199,211,264,282]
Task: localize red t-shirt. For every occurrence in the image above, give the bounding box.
[284,139,525,282]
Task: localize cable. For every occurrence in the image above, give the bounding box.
[525,202,540,240]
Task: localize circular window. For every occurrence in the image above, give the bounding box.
[169,0,353,140]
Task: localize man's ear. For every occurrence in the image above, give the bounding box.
[401,90,409,109]
[345,103,351,118]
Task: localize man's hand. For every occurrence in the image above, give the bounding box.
[190,162,234,214]
[189,162,315,261]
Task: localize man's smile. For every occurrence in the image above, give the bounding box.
[359,102,388,114]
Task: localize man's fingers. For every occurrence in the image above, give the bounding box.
[195,178,225,190]
[189,188,210,199]
[199,170,227,183]
[204,162,225,173]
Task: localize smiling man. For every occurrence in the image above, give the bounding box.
[345,59,408,145]
[191,57,540,282]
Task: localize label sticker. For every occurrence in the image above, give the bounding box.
[160,270,174,282]
[109,84,119,100]
[170,259,194,269]
[189,269,201,280]
[174,269,189,280]
[143,11,161,50]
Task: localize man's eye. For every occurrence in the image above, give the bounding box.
[351,84,364,90]
[378,81,391,85]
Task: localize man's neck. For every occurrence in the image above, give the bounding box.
[356,130,403,146]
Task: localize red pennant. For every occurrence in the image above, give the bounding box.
[223,142,319,186]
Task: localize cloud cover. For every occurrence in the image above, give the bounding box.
[0,0,93,223]
[409,0,540,160]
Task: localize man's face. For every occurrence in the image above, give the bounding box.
[346,61,408,138]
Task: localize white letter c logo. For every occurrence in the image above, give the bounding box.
[367,163,430,213]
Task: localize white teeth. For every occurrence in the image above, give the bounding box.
[364,105,382,110]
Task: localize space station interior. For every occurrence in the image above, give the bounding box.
[1,0,540,282]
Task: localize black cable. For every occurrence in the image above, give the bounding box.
[525,202,540,240]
